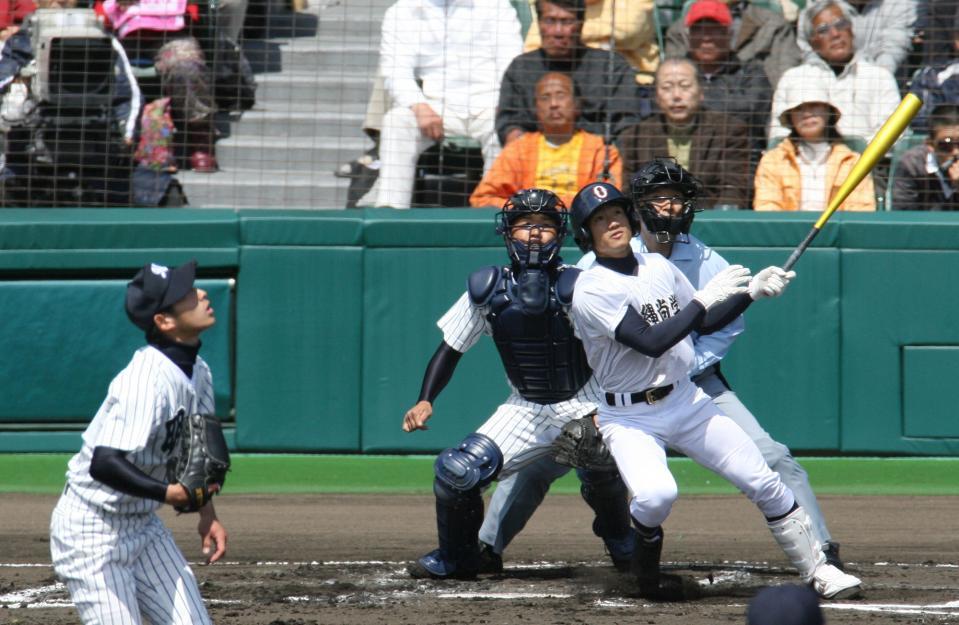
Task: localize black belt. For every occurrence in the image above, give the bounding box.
[604,384,674,407]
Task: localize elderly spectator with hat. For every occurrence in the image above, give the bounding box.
[672,0,773,153]
[769,0,901,143]
[618,57,751,208]
[665,0,801,87]
[755,81,875,211]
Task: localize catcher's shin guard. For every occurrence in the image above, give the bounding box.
[412,433,503,580]
[768,507,862,599]
[578,469,634,570]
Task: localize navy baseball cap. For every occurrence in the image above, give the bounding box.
[746,585,824,625]
[125,260,197,331]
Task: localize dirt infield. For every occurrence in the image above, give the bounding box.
[2,493,957,624]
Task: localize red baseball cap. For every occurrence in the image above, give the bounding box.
[685,0,733,26]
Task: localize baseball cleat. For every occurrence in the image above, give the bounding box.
[477,542,503,575]
[823,541,844,570]
[407,549,478,580]
[812,562,862,599]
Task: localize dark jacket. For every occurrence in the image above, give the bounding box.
[665,2,801,88]
[495,47,649,145]
[892,144,959,211]
[697,57,772,153]
[908,63,959,135]
[618,109,751,208]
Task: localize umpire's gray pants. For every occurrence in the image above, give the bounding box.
[695,371,832,546]
[478,455,570,553]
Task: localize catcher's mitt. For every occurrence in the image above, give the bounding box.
[552,415,617,471]
[168,413,231,513]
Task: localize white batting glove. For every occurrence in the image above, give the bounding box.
[748,266,796,300]
[693,264,751,310]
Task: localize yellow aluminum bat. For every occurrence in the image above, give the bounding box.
[783,93,923,271]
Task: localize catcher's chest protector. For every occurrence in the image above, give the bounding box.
[484,267,592,403]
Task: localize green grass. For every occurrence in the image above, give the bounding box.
[3,454,959,496]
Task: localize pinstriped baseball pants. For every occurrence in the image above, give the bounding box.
[50,497,211,625]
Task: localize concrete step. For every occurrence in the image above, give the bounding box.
[215,135,371,172]
[252,73,374,104]
[228,110,366,138]
[244,39,379,73]
[177,168,350,208]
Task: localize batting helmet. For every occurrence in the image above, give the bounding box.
[570,181,638,252]
[495,188,568,267]
[630,158,703,244]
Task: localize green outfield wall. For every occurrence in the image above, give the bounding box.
[0,209,957,456]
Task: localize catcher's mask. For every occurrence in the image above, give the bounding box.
[630,158,704,244]
[570,181,638,252]
[495,188,568,269]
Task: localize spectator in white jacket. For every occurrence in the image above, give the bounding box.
[374,0,523,208]
[847,0,918,76]
[769,0,901,143]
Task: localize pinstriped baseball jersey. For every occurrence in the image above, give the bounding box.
[64,345,215,514]
[51,344,215,625]
[437,288,601,476]
[570,253,698,392]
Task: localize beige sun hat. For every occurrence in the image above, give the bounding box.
[777,81,842,129]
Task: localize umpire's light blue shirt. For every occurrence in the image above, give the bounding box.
[576,235,744,376]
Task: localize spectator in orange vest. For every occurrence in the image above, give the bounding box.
[470,72,621,208]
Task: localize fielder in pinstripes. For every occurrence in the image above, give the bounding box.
[402,188,636,580]
[50,260,227,625]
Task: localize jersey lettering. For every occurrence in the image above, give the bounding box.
[161,408,186,454]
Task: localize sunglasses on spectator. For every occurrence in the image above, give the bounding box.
[933,137,959,152]
[811,18,851,38]
[541,16,579,27]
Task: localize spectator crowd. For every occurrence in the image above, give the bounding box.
[0,0,956,210]
[0,0,256,207]
[347,0,959,212]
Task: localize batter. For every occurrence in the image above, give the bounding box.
[567,180,861,600]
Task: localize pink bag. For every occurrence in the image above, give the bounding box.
[102,0,187,38]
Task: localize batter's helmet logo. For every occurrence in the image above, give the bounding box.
[592,185,608,200]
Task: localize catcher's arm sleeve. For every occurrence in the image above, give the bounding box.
[417,340,464,403]
[614,304,705,357]
[90,446,168,503]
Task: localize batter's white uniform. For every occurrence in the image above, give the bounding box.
[50,345,215,625]
[438,290,601,475]
[569,253,794,528]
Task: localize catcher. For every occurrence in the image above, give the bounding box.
[402,188,635,579]
[50,259,230,625]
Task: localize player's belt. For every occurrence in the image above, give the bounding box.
[604,384,674,407]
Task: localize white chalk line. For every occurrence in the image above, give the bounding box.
[2,561,958,618]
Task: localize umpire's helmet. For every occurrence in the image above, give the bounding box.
[570,181,638,252]
[630,158,704,244]
[495,188,568,268]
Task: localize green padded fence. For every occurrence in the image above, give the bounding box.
[0,209,956,456]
